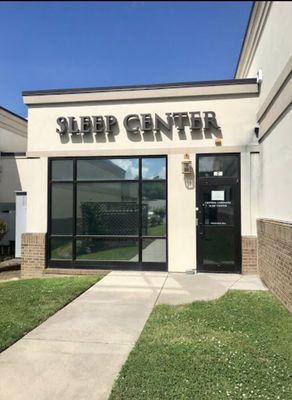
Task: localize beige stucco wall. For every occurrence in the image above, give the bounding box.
[246,2,292,106]
[239,2,292,225]
[258,108,292,222]
[0,120,27,202]
[25,157,48,233]
[0,108,27,152]
[0,109,27,248]
[26,95,258,154]
[0,158,25,204]
[0,127,27,153]
[0,157,47,235]
[167,152,196,271]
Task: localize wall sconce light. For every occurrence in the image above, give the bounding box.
[182,153,192,174]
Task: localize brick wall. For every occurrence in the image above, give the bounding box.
[44,268,108,276]
[21,233,46,278]
[257,219,292,312]
[242,236,258,274]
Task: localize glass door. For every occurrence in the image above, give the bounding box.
[196,155,241,273]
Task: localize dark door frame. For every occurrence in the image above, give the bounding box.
[196,153,242,273]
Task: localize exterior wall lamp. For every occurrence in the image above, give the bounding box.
[182,153,193,174]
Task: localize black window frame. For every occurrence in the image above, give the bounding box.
[47,155,168,271]
[197,153,240,178]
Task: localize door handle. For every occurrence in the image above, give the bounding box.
[197,205,205,236]
[198,223,205,236]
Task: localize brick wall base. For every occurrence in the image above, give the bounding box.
[21,233,46,278]
[44,268,108,276]
[241,236,258,274]
[257,219,292,312]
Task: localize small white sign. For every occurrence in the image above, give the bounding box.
[211,190,225,201]
[213,171,223,176]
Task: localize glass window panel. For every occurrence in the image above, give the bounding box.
[142,157,166,180]
[51,183,73,234]
[76,238,139,261]
[202,227,234,265]
[142,182,166,236]
[203,185,234,225]
[142,239,166,262]
[50,238,72,260]
[51,160,73,181]
[77,158,139,180]
[198,155,238,178]
[76,182,139,235]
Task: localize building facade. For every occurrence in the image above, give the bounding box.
[235,1,292,310]
[17,1,292,309]
[0,106,27,256]
[21,79,259,275]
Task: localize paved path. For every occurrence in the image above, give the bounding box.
[0,271,266,400]
[158,272,267,305]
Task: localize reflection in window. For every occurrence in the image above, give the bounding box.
[198,155,238,177]
[142,239,166,262]
[51,183,73,234]
[49,156,167,267]
[76,238,139,261]
[50,238,72,260]
[51,159,73,181]
[142,157,166,180]
[202,228,234,265]
[76,182,139,235]
[77,158,139,180]
[142,182,166,236]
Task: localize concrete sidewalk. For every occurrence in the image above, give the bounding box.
[0,271,266,400]
[0,271,167,400]
[157,272,267,305]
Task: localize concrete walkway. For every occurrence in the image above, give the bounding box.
[0,271,266,400]
[158,272,267,305]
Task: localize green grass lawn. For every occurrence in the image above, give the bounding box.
[0,276,102,352]
[110,291,292,400]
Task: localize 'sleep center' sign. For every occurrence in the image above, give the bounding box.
[56,112,220,135]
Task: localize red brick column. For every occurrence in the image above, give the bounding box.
[257,219,292,312]
[241,236,258,274]
[21,233,46,278]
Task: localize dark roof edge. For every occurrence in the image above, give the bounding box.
[234,2,255,78]
[0,106,27,123]
[22,78,257,97]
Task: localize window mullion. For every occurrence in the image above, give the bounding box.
[139,157,142,263]
[73,159,77,267]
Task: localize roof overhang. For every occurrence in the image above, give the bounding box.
[22,78,258,106]
[0,106,27,138]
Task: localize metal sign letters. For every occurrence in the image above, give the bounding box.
[56,112,220,135]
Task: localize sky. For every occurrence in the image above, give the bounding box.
[0,1,252,117]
